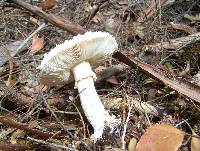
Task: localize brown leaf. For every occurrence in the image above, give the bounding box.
[128,137,137,151]
[11,130,25,144]
[191,130,200,151]
[30,16,42,25]
[34,84,48,93]
[91,15,101,24]
[106,76,119,84]
[0,40,25,66]
[95,66,118,84]
[38,0,58,10]
[31,35,44,54]
[184,14,200,22]
[135,124,184,151]
[161,22,197,34]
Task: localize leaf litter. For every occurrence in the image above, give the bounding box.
[0,0,200,150]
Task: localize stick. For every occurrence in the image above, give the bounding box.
[112,52,200,103]
[27,136,74,151]
[0,116,65,139]
[6,0,86,35]
[143,32,200,52]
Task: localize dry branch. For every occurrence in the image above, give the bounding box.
[143,32,200,52]
[113,52,200,103]
[7,0,200,103]
[27,136,74,151]
[0,116,65,139]
[7,0,86,35]
[0,143,28,151]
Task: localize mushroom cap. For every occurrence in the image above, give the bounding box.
[37,31,118,85]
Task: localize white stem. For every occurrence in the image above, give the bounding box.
[72,61,119,141]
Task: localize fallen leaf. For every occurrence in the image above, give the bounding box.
[135,124,184,151]
[31,35,44,54]
[95,66,118,84]
[30,16,42,25]
[34,84,48,93]
[191,130,200,151]
[128,137,137,151]
[106,76,119,84]
[11,130,25,144]
[184,14,200,22]
[38,0,58,10]
[91,15,101,24]
[0,40,26,66]
[160,22,197,34]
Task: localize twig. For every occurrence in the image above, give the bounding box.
[39,93,74,139]
[0,142,27,151]
[121,94,133,150]
[137,0,168,22]
[27,136,74,151]
[7,0,86,35]
[69,101,86,139]
[113,52,200,103]
[16,22,47,55]
[0,116,65,139]
[5,59,13,87]
[143,32,200,52]
[80,1,108,26]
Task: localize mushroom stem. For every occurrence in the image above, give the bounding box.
[72,61,118,141]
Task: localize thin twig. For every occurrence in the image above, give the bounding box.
[113,52,200,103]
[27,136,74,151]
[0,115,65,139]
[16,22,47,55]
[7,0,86,35]
[5,59,13,87]
[121,94,133,150]
[69,101,86,139]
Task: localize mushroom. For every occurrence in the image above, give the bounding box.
[37,31,120,141]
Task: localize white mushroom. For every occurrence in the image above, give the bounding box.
[37,31,120,141]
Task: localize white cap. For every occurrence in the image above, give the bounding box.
[37,31,118,85]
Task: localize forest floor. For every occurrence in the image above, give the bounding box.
[0,0,200,151]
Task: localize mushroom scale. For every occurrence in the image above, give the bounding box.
[37,31,120,141]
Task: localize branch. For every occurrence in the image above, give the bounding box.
[27,136,74,151]
[6,0,86,35]
[113,52,200,103]
[0,143,28,151]
[143,32,200,52]
[0,116,65,139]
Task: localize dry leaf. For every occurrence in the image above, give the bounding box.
[30,16,42,25]
[128,137,137,151]
[38,0,58,10]
[11,130,25,144]
[31,35,44,54]
[135,124,184,151]
[95,66,118,84]
[0,40,25,66]
[34,84,48,93]
[91,15,101,24]
[161,22,197,34]
[184,14,200,22]
[191,130,200,151]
